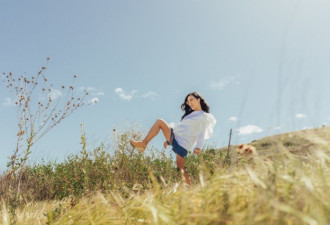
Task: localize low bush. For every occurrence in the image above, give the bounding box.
[0,128,227,215]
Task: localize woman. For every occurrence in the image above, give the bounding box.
[130,92,216,185]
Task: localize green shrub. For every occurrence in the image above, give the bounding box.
[0,127,228,217]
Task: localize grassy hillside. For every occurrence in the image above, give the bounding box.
[1,127,329,225]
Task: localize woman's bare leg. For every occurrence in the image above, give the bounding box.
[176,154,191,186]
[130,119,171,152]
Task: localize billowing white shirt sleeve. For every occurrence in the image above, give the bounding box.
[195,129,206,149]
[204,113,216,139]
[195,113,216,149]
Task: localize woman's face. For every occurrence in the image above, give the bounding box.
[186,95,201,111]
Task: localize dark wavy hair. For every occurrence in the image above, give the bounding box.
[181,92,210,121]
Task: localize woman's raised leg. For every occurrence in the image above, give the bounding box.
[130,119,171,153]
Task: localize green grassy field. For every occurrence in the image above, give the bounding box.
[1,127,329,225]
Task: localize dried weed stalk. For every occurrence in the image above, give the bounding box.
[2,58,89,177]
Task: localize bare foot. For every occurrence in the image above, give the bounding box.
[130,140,147,153]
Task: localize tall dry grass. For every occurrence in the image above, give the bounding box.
[1,127,329,224]
[48,146,329,225]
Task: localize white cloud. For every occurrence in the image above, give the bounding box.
[229,116,238,122]
[274,125,285,131]
[210,76,239,90]
[295,113,307,119]
[90,97,99,104]
[86,87,97,91]
[48,89,62,100]
[142,91,157,99]
[236,125,263,135]
[114,88,157,100]
[79,86,98,92]
[80,87,104,94]
[2,97,15,107]
[210,80,230,90]
[92,91,105,96]
[115,88,138,100]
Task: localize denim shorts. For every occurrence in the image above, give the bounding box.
[167,128,188,158]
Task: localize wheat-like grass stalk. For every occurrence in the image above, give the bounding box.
[1,128,329,224]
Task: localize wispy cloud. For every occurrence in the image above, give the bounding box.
[48,89,62,100]
[210,80,229,90]
[236,125,263,135]
[90,97,99,104]
[92,91,105,96]
[142,91,157,100]
[210,76,239,90]
[79,86,104,104]
[229,116,238,122]
[274,126,284,131]
[115,88,138,100]
[295,113,307,119]
[114,88,157,100]
[2,97,15,107]
[86,87,97,91]
[79,87,104,96]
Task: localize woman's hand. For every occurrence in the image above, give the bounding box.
[194,148,201,154]
[164,141,168,149]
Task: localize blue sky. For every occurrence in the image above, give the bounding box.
[1,0,330,171]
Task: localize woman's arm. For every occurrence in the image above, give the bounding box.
[194,129,205,154]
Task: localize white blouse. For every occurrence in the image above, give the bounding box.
[170,111,216,151]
